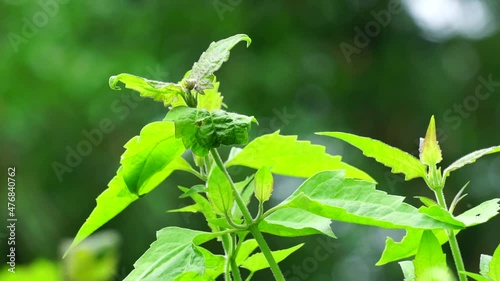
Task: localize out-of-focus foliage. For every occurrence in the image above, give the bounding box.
[1,1,499,280]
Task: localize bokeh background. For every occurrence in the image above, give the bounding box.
[1,0,500,280]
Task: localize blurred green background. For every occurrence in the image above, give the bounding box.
[1,0,500,280]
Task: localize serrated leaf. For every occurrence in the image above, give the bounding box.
[124,227,216,281]
[64,156,189,257]
[109,73,184,106]
[480,254,492,278]
[419,116,443,166]
[444,146,500,179]
[120,121,186,195]
[317,132,426,181]
[255,166,273,202]
[165,107,256,157]
[461,271,490,281]
[187,34,251,92]
[399,261,416,281]
[413,231,452,281]
[377,229,449,265]
[226,131,375,182]
[490,244,500,281]
[207,166,234,215]
[241,244,304,273]
[259,208,336,238]
[418,205,466,228]
[456,199,500,227]
[279,171,460,230]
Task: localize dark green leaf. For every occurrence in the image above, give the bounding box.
[166,107,256,157]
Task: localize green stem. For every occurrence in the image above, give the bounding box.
[210,148,285,281]
[248,225,285,281]
[434,190,467,281]
[221,234,233,281]
[230,233,243,281]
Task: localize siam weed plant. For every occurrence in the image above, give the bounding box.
[65,34,500,281]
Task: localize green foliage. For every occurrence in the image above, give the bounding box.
[227,131,375,181]
[317,132,426,180]
[165,106,256,157]
[186,34,251,92]
[68,35,500,281]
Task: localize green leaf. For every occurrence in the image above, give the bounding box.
[168,204,200,213]
[174,272,212,281]
[179,184,207,199]
[197,77,224,110]
[120,121,186,195]
[226,131,375,182]
[443,146,500,179]
[64,156,188,257]
[399,261,416,281]
[489,244,500,281]
[124,227,216,281]
[377,229,449,265]
[416,196,438,207]
[207,166,234,215]
[413,231,452,281]
[186,34,251,92]
[419,116,443,166]
[259,208,336,238]
[418,205,466,228]
[197,247,225,280]
[165,107,256,157]
[255,166,273,202]
[461,271,490,281]
[317,132,426,181]
[177,186,218,232]
[109,73,184,106]
[236,239,259,265]
[241,244,304,273]
[455,199,500,227]
[480,254,492,278]
[279,171,460,230]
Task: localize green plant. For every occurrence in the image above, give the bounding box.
[320,116,500,281]
[64,34,500,281]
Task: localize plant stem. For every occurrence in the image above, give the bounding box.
[210,148,285,281]
[249,225,286,281]
[434,189,467,281]
[230,233,243,281]
[221,234,233,281]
